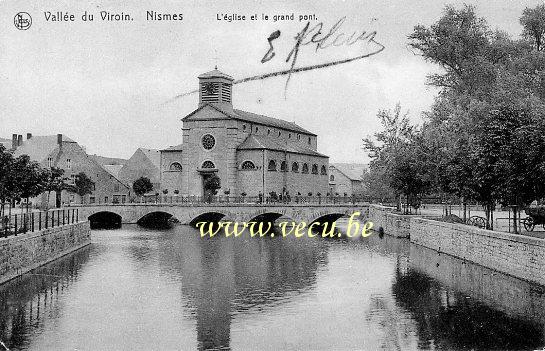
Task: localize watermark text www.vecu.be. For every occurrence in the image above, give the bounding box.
[197,211,373,238]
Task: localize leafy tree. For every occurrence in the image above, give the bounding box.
[42,167,68,209]
[363,103,425,210]
[408,5,496,96]
[203,175,221,203]
[73,172,95,203]
[133,177,153,196]
[0,145,15,217]
[520,4,545,51]
[13,155,44,214]
[407,4,545,230]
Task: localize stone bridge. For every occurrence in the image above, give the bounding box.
[71,203,370,226]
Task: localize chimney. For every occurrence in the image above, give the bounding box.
[26,133,32,140]
[17,135,23,146]
[11,134,17,150]
[57,133,63,146]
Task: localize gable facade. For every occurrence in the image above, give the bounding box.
[160,70,329,198]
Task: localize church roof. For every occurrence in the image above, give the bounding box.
[198,69,234,80]
[186,103,316,136]
[161,144,183,152]
[238,134,328,158]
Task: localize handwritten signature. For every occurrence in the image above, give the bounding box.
[169,17,385,102]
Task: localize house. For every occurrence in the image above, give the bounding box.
[328,163,368,196]
[118,148,161,191]
[11,133,130,207]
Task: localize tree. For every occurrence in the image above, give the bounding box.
[73,172,95,203]
[12,155,44,215]
[521,4,545,51]
[133,177,153,196]
[408,5,497,96]
[42,167,68,209]
[0,145,15,217]
[407,4,545,230]
[203,175,221,203]
[363,103,426,211]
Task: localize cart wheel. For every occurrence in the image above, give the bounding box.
[523,217,535,232]
[468,216,486,229]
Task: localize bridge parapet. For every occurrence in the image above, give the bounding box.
[69,202,370,225]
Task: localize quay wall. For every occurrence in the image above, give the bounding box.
[0,221,91,285]
[369,205,545,286]
[368,205,415,238]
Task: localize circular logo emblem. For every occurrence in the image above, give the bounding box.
[14,12,32,30]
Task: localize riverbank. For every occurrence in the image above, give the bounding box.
[0,221,91,285]
[369,205,545,286]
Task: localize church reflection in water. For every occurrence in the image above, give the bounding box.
[154,226,329,350]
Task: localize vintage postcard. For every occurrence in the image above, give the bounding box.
[1,0,545,350]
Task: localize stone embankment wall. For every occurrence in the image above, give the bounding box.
[368,205,416,238]
[0,221,91,285]
[369,205,545,286]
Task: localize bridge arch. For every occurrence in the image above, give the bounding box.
[189,212,227,227]
[88,211,122,229]
[137,211,179,229]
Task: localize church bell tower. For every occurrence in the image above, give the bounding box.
[198,68,234,107]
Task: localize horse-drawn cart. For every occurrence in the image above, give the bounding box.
[523,206,545,231]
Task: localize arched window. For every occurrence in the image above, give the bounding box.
[292,162,299,173]
[169,162,182,171]
[321,165,327,175]
[280,161,287,172]
[308,137,311,144]
[330,174,335,181]
[241,160,256,170]
[201,160,215,169]
[268,160,277,171]
[302,163,309,174]
[312,164,318,174]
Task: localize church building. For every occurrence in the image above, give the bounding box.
[160,69,329,198]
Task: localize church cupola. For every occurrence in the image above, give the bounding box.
[198,68,234,107]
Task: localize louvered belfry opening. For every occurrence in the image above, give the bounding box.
[198,69,234,107]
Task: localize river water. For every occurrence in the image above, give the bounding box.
[0,224,544,350]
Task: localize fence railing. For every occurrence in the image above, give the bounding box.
[79,194,378,206]
[1,209,79,238]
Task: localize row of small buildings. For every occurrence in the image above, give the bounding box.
[3,69,368,207]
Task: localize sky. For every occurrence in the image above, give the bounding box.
[0,0,542,162]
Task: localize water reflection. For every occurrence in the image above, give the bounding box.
[0,248,91,350]
[392,244,545,350]
[0,225,543,350]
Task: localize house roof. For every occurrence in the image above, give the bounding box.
[139,148,161,169]
[13,135,75,162]
[237,134,328,158]
[0,138,11,149]
[198,69,234,80]
[330,163,368,181]
[161,144,183,152]
[183,103,316,136]
[103,164,124,178]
